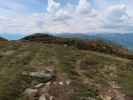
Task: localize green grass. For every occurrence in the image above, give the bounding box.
[0,43,133,100]
[117,62,133,95]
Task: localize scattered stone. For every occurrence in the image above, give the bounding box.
[22,71,28,76]
[34,83,44,89]
[59,81,64,85]
[24,88,38,96]
[100,95,112,100]
[45,82,51,86]
[66,80,71,85]
[39,95,47,100]
[45,67,56,73]
[49,96,54,100]
[23,88,38,100]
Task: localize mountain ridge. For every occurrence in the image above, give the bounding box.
[54,33,133,50]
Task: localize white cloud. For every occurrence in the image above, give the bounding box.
[0,14,46,34]
[77,0,91,14]
[42,0,101,33]
[102,4,133,33]
[105,5,128,22]
[0,0,133,34]
[47,0,60,13]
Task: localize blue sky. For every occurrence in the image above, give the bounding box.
[0,0,133,39]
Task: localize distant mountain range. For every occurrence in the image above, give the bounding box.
[55,33,133,50]
[0,33,133,50]
[95,33,133,50]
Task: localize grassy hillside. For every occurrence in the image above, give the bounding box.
[0,42,133,100]
[20,33,133,60]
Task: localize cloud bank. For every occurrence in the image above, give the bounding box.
[0,0,133,34]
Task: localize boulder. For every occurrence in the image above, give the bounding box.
[22,71,55,83]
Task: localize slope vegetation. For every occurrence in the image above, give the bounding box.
[20,33,133,60]
[0,42,133,100]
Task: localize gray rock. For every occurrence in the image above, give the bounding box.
[23,88,38,100]
[34,83,44,89]
[39,95,47,100]
[29,71,53,79]
[22,71,55,83]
